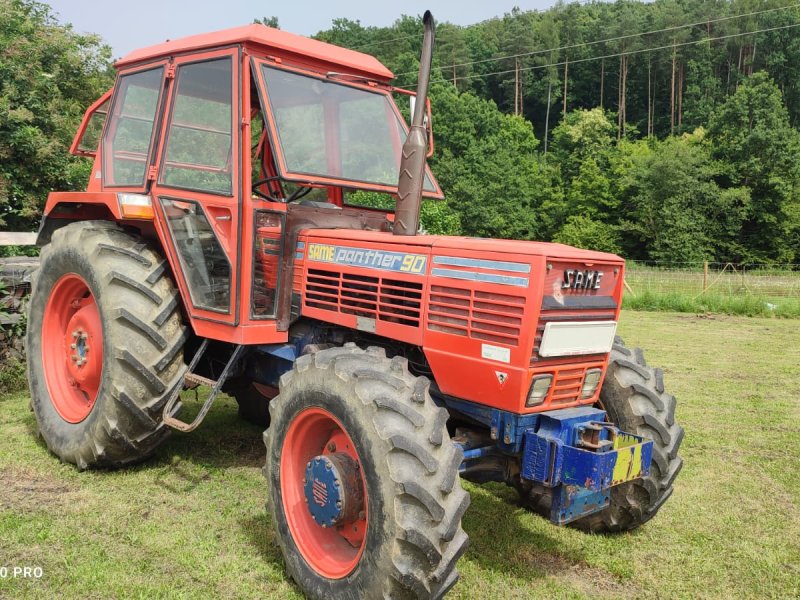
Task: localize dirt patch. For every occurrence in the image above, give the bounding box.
[516,547,642,598]
[0,467,76,512]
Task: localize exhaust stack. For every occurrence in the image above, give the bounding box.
[394,10,435,236]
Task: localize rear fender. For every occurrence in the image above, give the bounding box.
[38,191,145,245]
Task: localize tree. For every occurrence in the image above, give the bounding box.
[549,108,616,180]
[708,72,800,262]
[429,84,559,240]
[0,0,113,230]
[253,16,279,28]
[619,133,749,262]
[554,215,621,254]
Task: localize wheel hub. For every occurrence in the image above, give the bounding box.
[303,453,364,528]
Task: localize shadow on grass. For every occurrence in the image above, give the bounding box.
[462,484,591,578]
[239,513,305,597]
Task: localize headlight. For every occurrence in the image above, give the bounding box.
[580,368,603,399]
[527,374,553,406]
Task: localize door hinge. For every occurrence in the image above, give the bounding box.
[165,64,176,79]
[147,165,158,181]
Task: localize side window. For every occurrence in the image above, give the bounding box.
[160,198,231,312]
[103,67,164,186]
[160,58,233,195]
[76,97,110,155]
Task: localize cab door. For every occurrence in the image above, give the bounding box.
[150,48,241,326]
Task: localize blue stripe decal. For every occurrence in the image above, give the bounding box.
[431,267,529,288]
[296,241,305,249]
[433,255,531,273]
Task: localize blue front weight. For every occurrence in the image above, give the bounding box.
[520,407,654,524]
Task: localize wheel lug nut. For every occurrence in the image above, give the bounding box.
[70,343,77,349]
[325,462,332,470]
[335,500,342,509]
[334,479,340,487]
[72,332,79,339]
[358,510,365,520]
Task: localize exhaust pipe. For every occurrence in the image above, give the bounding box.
[394,10,435,236]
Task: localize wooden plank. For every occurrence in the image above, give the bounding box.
[0,232,37,246]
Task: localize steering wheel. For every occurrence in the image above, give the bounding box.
[251,176,283,202]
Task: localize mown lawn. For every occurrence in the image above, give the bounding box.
[1,312,798,599]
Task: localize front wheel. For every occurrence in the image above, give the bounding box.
[264,344,470,599]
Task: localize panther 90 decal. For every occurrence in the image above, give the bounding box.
[306,244,428,275]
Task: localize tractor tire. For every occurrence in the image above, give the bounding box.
[519,336,684,532]
[263,344,469,599]
[26,221,187,469]
[228,379,273,427]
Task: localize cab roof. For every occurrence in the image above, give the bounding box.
[114,24,394,80]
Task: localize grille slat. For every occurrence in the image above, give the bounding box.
[427,285,523,346]
[305,268,422,327]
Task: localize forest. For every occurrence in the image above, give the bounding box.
[2,0,800,264]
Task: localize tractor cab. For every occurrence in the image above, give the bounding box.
[64,24,440,342]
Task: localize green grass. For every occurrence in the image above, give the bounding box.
[1,311,799,599]
[623,289,800,318]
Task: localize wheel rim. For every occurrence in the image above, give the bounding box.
[280,407,368,579]
[42,273,104,423]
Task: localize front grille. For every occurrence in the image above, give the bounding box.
[305,268,422,327]
[549,368,585,403]
[428,285,524,346]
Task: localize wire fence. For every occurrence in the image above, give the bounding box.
[624,261,800,300]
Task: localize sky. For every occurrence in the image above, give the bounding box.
[45,1,561,60]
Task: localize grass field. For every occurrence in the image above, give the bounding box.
[1,312,799,599]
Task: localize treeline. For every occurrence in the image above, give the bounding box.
[316,1,800,263]
[1,1,799,264]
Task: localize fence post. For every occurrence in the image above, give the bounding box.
[703,261,709,292]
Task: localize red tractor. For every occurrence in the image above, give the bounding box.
[27,12,683,599]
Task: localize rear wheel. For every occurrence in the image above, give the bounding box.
[26,221,187,469]
[264,344,470,599]
[227,379,274,427]
[518,337,684,532]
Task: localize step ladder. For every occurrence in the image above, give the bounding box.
[162,340,247,432]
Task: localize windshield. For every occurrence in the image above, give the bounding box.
[258,64,440,197]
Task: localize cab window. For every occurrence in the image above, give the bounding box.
[159,57,234,195]
[103,66,164,187]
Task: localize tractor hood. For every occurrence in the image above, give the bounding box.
[305,229,624,265]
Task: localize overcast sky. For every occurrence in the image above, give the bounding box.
[46,1,561,60]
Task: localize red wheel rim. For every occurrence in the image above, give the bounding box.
[281,407,368,579]
[42,273,104,423]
